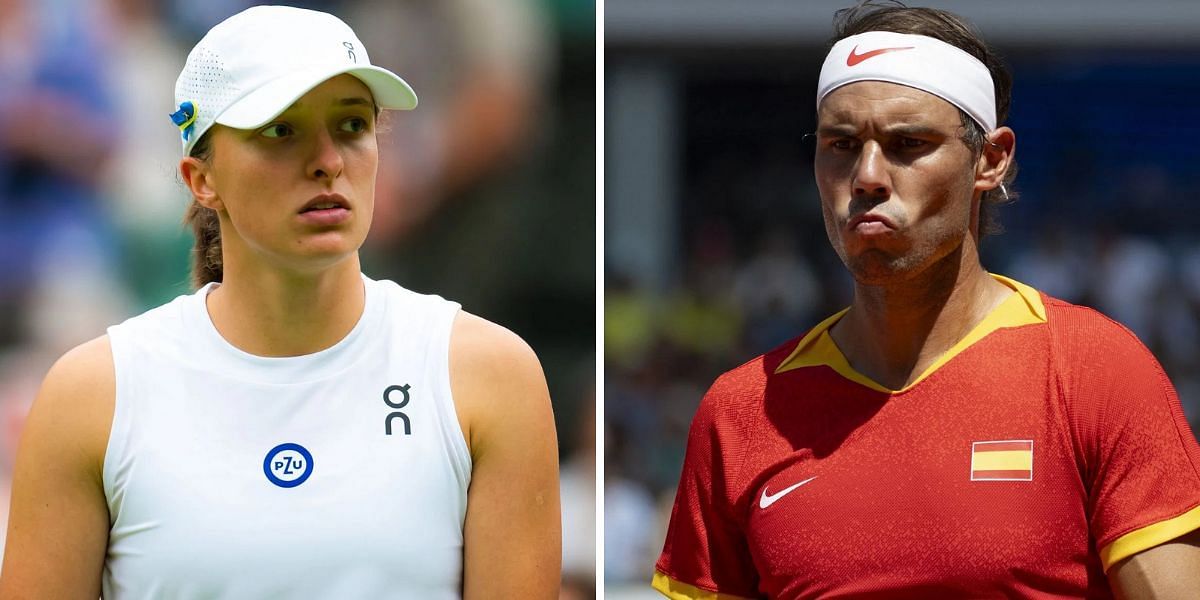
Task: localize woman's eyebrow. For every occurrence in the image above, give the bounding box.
[287,96,375,110]
[336,97,373,107]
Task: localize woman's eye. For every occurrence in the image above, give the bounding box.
[261,123,292,138]
[340,117,369,133]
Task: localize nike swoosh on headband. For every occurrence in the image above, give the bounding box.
[846,45,915,67]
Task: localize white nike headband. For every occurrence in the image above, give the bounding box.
[817,31,996,131]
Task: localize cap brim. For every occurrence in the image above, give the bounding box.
[215,64,418,129]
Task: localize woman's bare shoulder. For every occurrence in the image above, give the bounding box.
[48,335,115,383]
[43,335,115,405]
[34,335,116,471]
[447,311,550,457]
[449,311,541,376]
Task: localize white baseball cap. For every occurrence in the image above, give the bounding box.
[171,5,418,156]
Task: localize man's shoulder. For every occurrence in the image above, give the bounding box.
[701,329,819,411]
[1040,293,1149,353]
[1037,293,1167,387]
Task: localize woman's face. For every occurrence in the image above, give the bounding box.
[201,74,379,274]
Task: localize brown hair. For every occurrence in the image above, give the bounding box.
[831,1,1018,236]
[182,130,223,289]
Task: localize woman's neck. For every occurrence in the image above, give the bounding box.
[203,255,366,357]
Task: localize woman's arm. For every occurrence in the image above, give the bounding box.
[0,337,114,599]
[450,312,561,599]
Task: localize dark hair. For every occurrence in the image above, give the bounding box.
[182,130,223,289]
[831,1,1017,236]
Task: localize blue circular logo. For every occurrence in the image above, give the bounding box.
[263,443,314,488]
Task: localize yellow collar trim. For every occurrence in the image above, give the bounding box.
[774,274,1046,393]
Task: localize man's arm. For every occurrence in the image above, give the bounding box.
[1108,529,1200,600]
[451,312,561,599]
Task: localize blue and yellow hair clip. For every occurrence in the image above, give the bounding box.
[169,101,198,141]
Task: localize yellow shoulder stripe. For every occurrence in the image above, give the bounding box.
[651,571,756,600]
[1099,503,1200,571]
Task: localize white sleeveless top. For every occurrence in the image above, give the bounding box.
[102,275,470,599]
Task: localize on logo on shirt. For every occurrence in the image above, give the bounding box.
[384,383,413,435]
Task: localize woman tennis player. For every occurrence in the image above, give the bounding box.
[0,6,560,598]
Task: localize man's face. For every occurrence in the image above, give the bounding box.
[814,81,981,285]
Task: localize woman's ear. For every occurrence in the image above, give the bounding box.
[180,156,223,212]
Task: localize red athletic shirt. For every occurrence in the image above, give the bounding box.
[654,275,1200,599]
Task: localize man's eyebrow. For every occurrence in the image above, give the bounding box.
[881,124,944,137]
[817,125,859,137]
[816,124,946,138]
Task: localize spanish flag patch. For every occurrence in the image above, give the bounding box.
[971,440,1033,481]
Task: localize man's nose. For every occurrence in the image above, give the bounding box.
[852,140,890,198]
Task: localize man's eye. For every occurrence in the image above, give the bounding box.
[900,137,927,148]
[261,123,293,138]
[831,139,857,150]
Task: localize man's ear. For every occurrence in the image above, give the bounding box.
[179,155,222,212]
[975,126,1015,193]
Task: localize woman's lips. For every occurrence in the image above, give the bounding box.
[297,207,351,226]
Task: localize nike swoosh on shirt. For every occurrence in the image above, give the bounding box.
[759,476,818,509]
[846,45,915,66]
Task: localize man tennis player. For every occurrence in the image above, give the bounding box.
[653,3,1200,598]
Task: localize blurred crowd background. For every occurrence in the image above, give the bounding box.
[605,0,1200,596]
[0,0,595,596]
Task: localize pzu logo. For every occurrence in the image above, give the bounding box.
[384,384,412,435]
[263,443,314,488]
